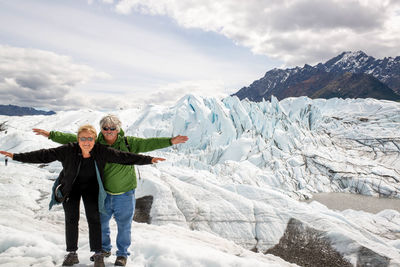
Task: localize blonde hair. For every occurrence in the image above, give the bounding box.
[99,114,122,132]
[77,124,97,140]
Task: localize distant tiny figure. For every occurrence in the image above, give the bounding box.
[4,157,7,166]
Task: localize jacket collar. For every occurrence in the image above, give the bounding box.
[97,128,125,146]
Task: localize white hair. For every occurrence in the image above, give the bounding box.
[99,114,122,132]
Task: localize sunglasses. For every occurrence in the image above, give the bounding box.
[79,137,94,142]
[103,127,116,131]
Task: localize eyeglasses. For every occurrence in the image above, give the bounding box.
[103,127,116,131]
[79,137,94,142]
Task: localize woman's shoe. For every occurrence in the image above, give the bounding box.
[93,253,105,267]
[90,250,111,261]
[62,252,79,266]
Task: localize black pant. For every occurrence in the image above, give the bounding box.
[63,182,101,252]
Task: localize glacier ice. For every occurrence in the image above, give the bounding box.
[1,94,399,265]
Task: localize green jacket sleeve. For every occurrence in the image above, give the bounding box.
[128,136,172,153]
[49,131,77,144]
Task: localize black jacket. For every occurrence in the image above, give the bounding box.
[13,142,154,201]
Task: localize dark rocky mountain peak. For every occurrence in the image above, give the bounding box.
[322,51,372,71]
[233,51,400,102]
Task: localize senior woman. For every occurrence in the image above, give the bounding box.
[0,124,165,267]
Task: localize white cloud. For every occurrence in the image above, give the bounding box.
[42,80,229,112]
[134,80,229,107]
[110,0,400,66]
[0,45,110,111]
[8,1,398,111]
[0,45,229,111]
[1,1,272,111]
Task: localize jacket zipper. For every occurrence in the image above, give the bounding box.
[65,157,82,202]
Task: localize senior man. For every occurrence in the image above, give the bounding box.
[33,114,188,266]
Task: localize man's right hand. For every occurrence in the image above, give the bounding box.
[33,128,50,138]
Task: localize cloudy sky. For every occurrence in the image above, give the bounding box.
[1,0,400,111]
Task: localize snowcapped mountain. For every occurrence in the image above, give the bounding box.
[321,51,400,90]
[0,95,399,266]
[234,51,400,102]
[0,104,56,116]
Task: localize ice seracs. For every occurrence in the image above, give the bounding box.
[0,94,399,266]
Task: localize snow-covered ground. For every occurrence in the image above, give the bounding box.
[0,95,399,266]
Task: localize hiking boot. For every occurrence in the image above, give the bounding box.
[62,252,79,266]
[114,256,127,266]
[90,250,111,261]
[93,253,105,267]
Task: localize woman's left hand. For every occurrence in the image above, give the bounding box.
[151,157,166,163]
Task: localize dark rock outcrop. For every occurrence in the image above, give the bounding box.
[357,247,390,267]
[266,218,392,267]
[133,195,154,224]
[266,218,352,267]
[0,121,7,132]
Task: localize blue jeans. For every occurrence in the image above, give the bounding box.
[100,190,135,257]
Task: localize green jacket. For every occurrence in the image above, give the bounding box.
[49,129,172,194]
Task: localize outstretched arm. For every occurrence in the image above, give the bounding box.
[32,128,50,138]
[2,146,67,164]
[32,128,77,144]
[171,135,189,145]
[0,151,13,159]
[100,145,165,165]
